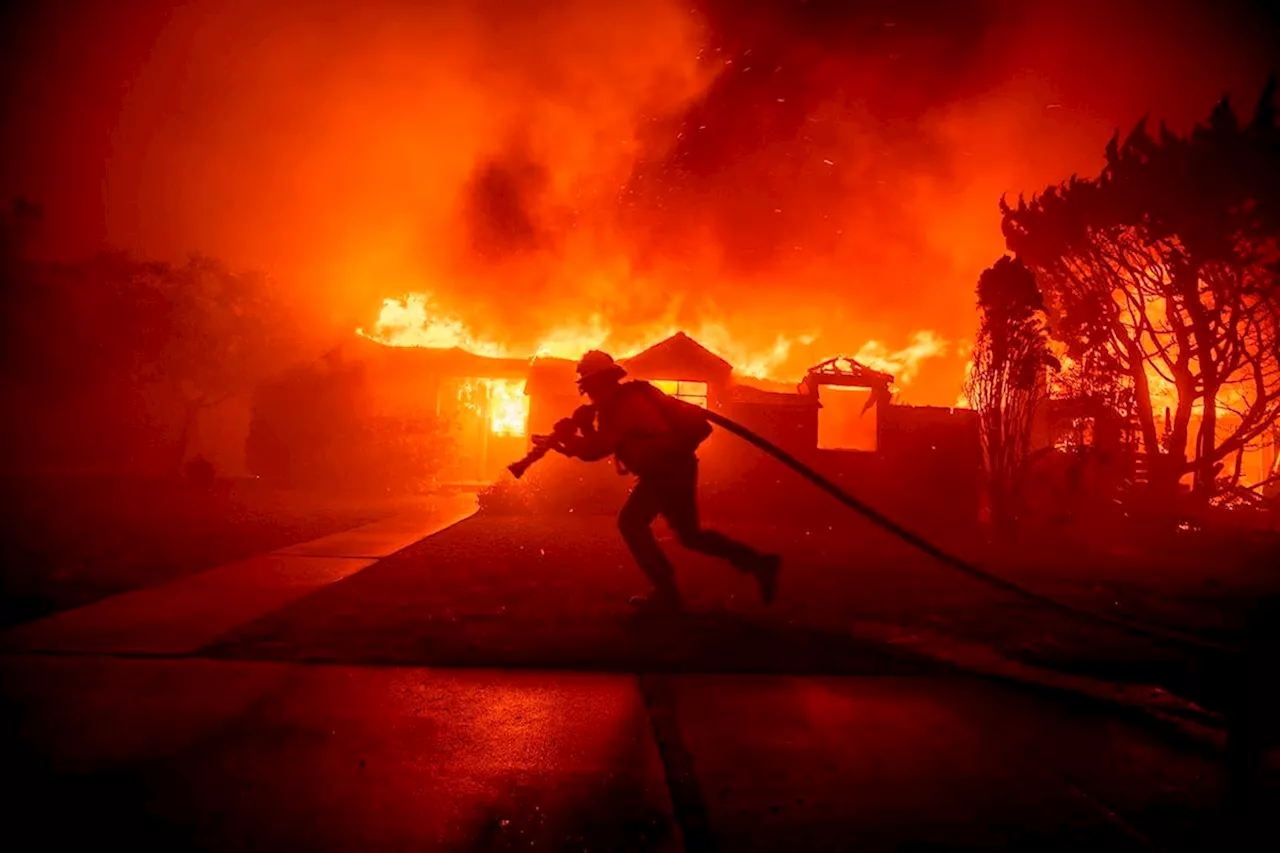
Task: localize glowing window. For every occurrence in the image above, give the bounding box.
[456,378,529,437]
[817,385,878,451]
[484,378,529,437]
[650,379,708,408]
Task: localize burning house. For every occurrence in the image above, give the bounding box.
[248,329,980,525]
[246,337,531,490]
[342,339,532,484]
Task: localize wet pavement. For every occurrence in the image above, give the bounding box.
[0,507,1270,850]
[2,656,675,851]
[0,654,1231,852]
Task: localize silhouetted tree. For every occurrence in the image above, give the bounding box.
[0,221,302,475]
[146,255,297,473]
[0,244,161,470]
[1002,79,1280,498]
[246,352,455,492]
[964,256,1054,530]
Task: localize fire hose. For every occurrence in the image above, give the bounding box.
[701,410,1239,656]
[511,409,1240,656]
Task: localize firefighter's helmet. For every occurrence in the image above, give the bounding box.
[575,350,626,386]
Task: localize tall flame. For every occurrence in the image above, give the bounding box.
[359,292,946,388]
[359,295,513,357]
[852,331,948,388]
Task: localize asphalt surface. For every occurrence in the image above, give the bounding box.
[1,507,1274,850]
[0,655,1231,852]
[203,514,1252,690]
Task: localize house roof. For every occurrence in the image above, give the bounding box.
[526,355,579,393]
[801,356,893,390]
[622,332,733,383]
[525,333,739,399]
[346,333,907,405]
[347,335,532,379]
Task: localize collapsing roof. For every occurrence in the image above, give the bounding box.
[801,356,893,391]
[800,356,894,414]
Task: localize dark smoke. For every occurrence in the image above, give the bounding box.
[462,146,554,262]
[1,0,1278,400]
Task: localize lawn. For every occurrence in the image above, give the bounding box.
[0,475,416,628]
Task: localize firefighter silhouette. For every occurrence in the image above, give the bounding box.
[558,350,781,611]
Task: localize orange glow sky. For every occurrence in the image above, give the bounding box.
[3,0,1277,403]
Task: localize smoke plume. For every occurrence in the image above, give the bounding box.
[3,0,1277,401]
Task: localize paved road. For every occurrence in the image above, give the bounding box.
[1,506,1271,850]
[0,654,1230,852]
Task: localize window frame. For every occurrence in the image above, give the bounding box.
[651,379,709,409]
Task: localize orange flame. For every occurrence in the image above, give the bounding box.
[360,292,946,389]
[359,295,513,357]
[851,331,948,391]
[456,377,530,437]
[486,379,530,437]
